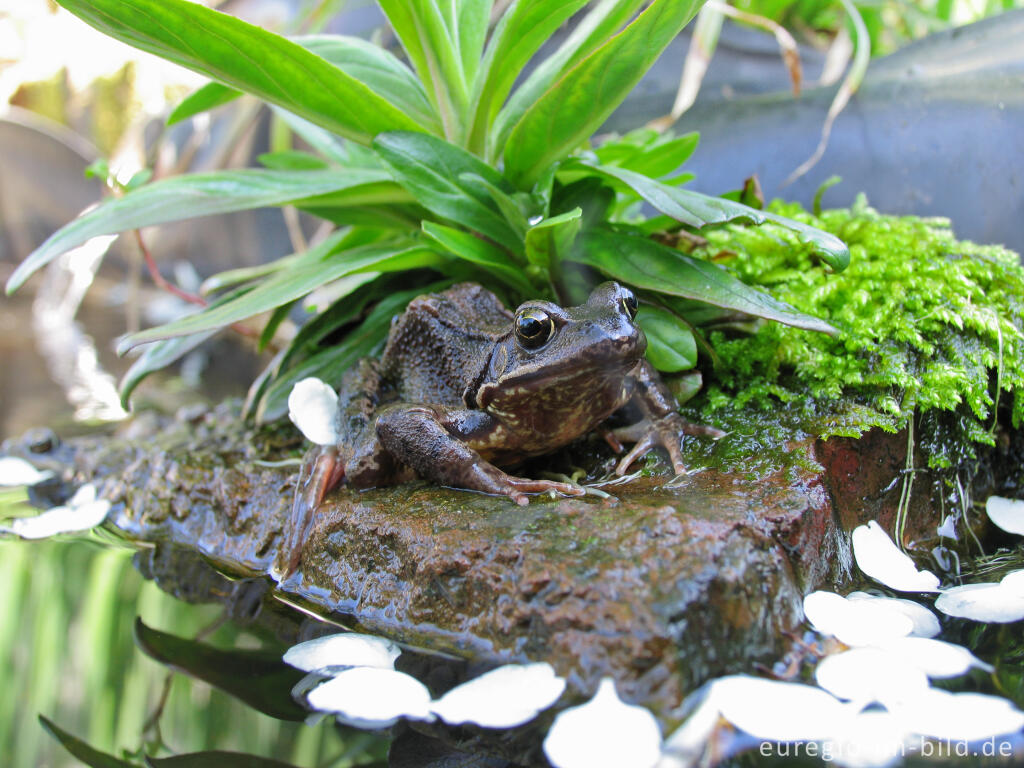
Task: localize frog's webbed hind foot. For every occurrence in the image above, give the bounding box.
[610,414,726,476]
[273,447,345,581]
[376,404,585,506]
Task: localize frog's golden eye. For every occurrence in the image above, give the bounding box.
[515,309,554,348]
[621,289,638,320]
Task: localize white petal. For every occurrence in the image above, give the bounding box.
[822,709,912,768]
[543,678,662,768]
[1,498,110,539]
[711,675,847,742]
[846,592,940,638]
[852,521,940,592]
[660,685,721,765]
[986,496,1024,536]
[803,591,913,646]
[936,514,958,539]
[305,667,434,729]
[869,637,992,678]
[0,457,52,486]
[67,483,98,507]
[815,649,929,709]
[1000,569,1024,595]
[891,689,1024,742]
[432,662,566,728]
[935,582,1024,623]
[283,633,401,673]
[288,378,340,446]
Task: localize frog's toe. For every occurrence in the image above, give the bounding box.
[504,476,585,500]
[614,433,658,475]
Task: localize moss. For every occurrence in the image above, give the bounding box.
[692,195,1024,469]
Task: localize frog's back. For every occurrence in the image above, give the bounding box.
[379,283,512,405]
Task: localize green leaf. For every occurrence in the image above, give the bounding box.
[491,0,646,159]
[56,0,422,143]
[373,132,522,251]
[257,283,451,421]
[466,0,589,154]
[133,619,307,722]
[120,329,219,406]
[595,130,700,179]
[636,305,697,372]
[145,753,301,768]
[457,173,530,239]
[200,254,301,296]
[258,150,328,170]
[119,239,445,350]
[574,229,838,334]
[503,0,704,188]
[455,0,491,87]
[7,168,393,294]
[39,716,139,768]
[377,0,468,139]
[297,35,440,132]
[167,81,240,126]
[524,208,582,270]
[572,162,851,271]
[421,221,535,295]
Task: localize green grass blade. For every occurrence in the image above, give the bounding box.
[56,0,422,143]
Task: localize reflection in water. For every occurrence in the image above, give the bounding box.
[31,235,127,423]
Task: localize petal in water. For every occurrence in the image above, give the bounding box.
[660,683,722,766]
[288,377,340,446]
[432,662,566,728]
[815,648,930,708]
[803,591,913,646]
[891,689,1024,742]
[0,483,109,539]
[986,496,1024,536]
[283,633,401,673]
[869,637,993,678]
[822,709,912,768]
[935,582,1024,623]
[936,515,958,540]
[845,592,940,638]
[711,675,847,742]
[543,678,662,768]
[852,521,940,593]
[305,667,434,729]
[0,457,52,487]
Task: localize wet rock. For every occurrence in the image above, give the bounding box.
[3,402,957,740]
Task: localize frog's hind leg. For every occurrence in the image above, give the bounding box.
[375,404,584,505]
[273,446,345,580]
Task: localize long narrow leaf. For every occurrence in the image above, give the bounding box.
[373,132,522,251]
[491,0,646,159]
[571,161,851,270]
[465,0,589,154]
[502,0,704,188]
[574,229,838,334]
[457,0,491,87]
[38,716,136,768]
[167,81,240,126]
[56,0,422,144]
[118,241,445,350]
[422,221,536,295]
[7,169,394,293]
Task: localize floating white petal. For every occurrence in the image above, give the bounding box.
[288,378,340,446]
[1000,569,1024,595]
[660,685,721,766]
[936,514,958,540]
[711,675,847,742]
[891,689,1024,742]
[935,581,1024,623]
[846,592,940,638]
[803,591,913,646]
[852,521,940,592]
[822,709,911,768]
[0,457,52,487]
[986,496,1024,536]
[815,648,929,708]
[543,678,662,768]
[283,633,400,673]
[869,637,992,678]
[0,483,110,539]
[306,667,434,729]
[432,662,566,728]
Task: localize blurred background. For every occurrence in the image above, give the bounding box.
[1,0,1022,765]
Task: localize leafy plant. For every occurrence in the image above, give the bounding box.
[6,0,850,421]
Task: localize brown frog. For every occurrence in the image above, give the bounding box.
[277,282,722,577]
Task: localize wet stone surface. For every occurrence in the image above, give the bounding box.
[3,401,942,737]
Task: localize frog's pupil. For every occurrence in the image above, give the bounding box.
[622,291,638,319]
[519,316,542,337]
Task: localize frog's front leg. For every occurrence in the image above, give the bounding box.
[376,404,585,505]
[613,360,726,475]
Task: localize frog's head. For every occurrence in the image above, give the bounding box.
[471,282,646,413]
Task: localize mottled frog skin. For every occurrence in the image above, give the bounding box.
[277,282,721,577]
